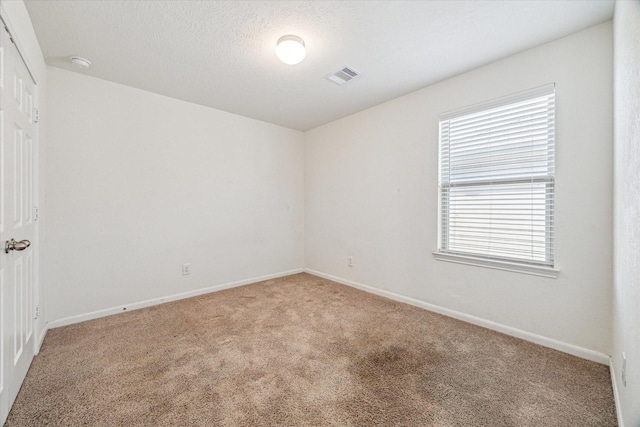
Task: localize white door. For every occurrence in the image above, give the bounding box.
[0,22,37,425]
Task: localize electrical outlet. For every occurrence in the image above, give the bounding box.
[348,256,353,267]
[622,352,627,387]
[182,263,191,276]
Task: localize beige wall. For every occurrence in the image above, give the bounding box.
[305,22,613,359]
[45,67,304,322]
[613,0,640,425]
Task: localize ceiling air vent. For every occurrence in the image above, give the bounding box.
[325,66,360,86]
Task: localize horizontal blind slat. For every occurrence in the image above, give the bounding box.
[450,108,554,136]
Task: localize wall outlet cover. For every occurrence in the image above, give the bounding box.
[182,263,191,275]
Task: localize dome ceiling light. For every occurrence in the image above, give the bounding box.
[276,35,306,65]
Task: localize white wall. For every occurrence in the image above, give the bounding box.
[45,67,304,322]
[305,22,613,357]
[612,0,640,425]
[0,0,48,343]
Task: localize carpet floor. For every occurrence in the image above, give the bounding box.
[6,273,616,426]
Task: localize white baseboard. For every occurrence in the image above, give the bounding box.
[35,325,48,355]
[609,358,625,427]
[304,268,610,365]
[47,268,304,330]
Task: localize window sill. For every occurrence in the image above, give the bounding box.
[432,252,559,279]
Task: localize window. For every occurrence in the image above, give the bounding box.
[435,84,557,277]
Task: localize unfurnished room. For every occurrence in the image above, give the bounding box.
[0,0,638,425]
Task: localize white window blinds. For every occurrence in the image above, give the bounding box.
[438,84,555,267]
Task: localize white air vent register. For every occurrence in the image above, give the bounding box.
[325,66,360,85]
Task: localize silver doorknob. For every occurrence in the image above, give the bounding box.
[5,239,31,254]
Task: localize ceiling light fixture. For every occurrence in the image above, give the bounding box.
[70,56,91,69]
[276,35,306,65]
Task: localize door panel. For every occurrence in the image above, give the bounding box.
[0,21,37,425]
[13,124,22,228]
[13,257,23,365]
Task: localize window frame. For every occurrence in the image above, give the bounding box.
[434,84,559,278]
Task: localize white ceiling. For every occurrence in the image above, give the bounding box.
[25,0,614,131]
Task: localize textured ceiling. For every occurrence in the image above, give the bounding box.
[25,0,614,131]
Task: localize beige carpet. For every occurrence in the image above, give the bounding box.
[7,273,616,426]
